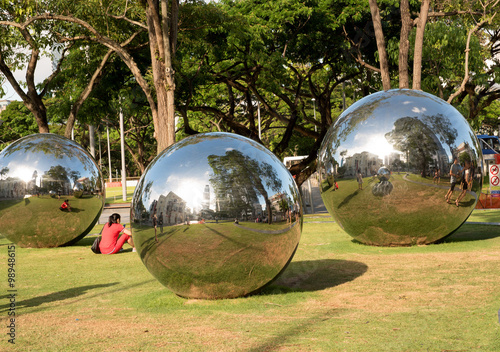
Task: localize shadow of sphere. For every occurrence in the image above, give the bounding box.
[318,89,482,246]
[131,132,303,299]
[0,134,104,247]
[266,259,368,293]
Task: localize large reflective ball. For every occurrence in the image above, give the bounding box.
[0,133,104,247]
[131,132,303,299]
[318,89,482,246]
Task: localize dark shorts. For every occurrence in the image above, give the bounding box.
[450,181,457,191]
[461,180,468,190]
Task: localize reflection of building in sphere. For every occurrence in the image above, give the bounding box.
[202,184,210,210]
[317,89,482,246]
[155,192,187,226]
[131,132,303,299]
[0,133,104,247]
[344,151,382,178]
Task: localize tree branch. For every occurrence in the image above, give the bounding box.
[447,15,496,103]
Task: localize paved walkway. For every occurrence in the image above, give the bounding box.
[98,203,130,225]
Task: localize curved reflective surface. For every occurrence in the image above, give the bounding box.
[0,134,104,247]
[131,132,303,299]
[318,89,482,246]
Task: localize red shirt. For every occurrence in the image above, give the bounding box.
[60,202,69,209]
[99,223,126,253]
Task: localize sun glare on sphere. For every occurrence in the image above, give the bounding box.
[164,175,208,210]
[369,135,397,159]
[11,165,34,183]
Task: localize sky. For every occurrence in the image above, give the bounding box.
[1,54,53,101]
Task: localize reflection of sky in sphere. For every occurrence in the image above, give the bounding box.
[333,90,476,164]
[143,133,294,212]
[0,134,99,186]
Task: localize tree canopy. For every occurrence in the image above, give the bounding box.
[1,0,499,185]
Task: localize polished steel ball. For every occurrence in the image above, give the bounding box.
[377,167,391,182]
[0,133,104,247]
[318,89,482,246]
[131,132,303,299]
[73,181,84,198]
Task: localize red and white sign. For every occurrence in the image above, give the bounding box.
[491,176,500,187]
[490,164,499,176]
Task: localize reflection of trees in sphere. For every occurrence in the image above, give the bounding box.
[73,181,84,198]
[131,132,303,299]
[0,134,104,247]
[317,89,482,246]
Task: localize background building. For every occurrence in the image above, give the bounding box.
[0,99,12,113]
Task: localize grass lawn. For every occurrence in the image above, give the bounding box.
[1,209,500,351]
[104,186,136,204]
[0,195,103,247]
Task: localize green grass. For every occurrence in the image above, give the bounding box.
[468,209,500,223]
[1,210,500,351]
[104,186,135,204]
[0,195,103,247]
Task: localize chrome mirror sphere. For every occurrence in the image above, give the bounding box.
[131,132,303,299]
[372,166,393,197]
[318,89,482,246]
[0,133,104,247]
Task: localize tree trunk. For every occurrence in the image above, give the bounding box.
[27,99,50,133]
[399,0,412,89]
[412,0,430,90]
[145,0,176,153]
[89,125,95,157]
[0,50,50,133]
[368,0,391,90]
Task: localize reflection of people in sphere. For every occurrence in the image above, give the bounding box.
[445,158,462,204]
[59,199,71,212]
[455,161,471,207]
[99,213,135,254]
[152,212,158,242]
[357,169,363,190]
[433,168,441,184]
[158,212,163,233]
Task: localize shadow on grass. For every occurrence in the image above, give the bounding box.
[441,223,500,243]
[72,236,96,247]
[260,259,368,295]
[0,279,157,315]
[246,308,345,352]
[337,190,360,209]
[247,260,367,349]
[456,199,476,208]
[0,282,119,312]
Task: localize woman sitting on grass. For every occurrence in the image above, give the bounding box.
[99,213,136,254]
[59,199,71,212]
